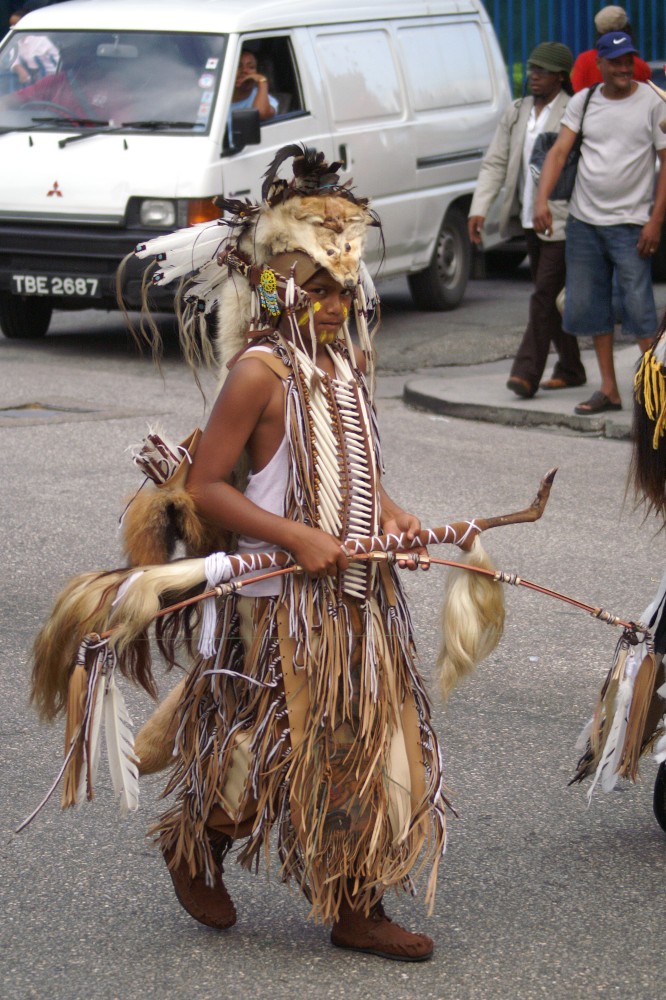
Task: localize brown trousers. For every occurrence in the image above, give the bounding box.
[510,229,586,391]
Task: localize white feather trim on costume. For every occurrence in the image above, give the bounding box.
[575,717,594,753]
[104,671,139,817]
[654,727,666,763]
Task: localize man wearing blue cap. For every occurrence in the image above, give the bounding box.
[534,31,666,415]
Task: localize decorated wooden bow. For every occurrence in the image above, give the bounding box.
[21,465,658,830]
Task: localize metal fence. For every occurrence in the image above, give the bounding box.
[490,0,666,94]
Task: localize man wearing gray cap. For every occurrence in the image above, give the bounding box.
[572,6,650,92]
[534,31,666,414]
[469,42,586,398]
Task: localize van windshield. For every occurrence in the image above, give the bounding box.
[0,30,227,134]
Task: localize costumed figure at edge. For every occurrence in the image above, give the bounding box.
[29,145,516,962]
[570,324,666,831]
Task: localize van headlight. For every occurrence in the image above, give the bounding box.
[128,197,222,230]
[139,199,177,228]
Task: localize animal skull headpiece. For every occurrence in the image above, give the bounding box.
[134,144,381,385]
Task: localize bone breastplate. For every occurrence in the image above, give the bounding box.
[283,342,381,600]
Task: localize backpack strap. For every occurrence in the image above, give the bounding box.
[577,82,599,143]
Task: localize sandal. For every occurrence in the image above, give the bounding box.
[573,391,622,415]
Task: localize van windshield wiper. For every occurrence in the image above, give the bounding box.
[33,115,110,128]
[57,118,200,148]
[121,119,199,130]
[0,115,110,136]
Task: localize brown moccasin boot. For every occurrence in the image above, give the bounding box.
[331,896,433,962]
[163,839,236,930]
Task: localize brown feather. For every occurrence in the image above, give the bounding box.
[60,664,87,808]
[619,652,660,780]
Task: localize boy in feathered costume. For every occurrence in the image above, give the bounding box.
[118,145,446,959]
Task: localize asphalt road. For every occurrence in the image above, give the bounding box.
[1,276,664,1000]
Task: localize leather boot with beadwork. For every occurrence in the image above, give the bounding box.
[163,836,236,929]
[331,896,433,962]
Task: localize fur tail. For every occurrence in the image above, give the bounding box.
[437,537,505,700]
[31,568,139,722]
[31,559,210,723]
[134,678,186,775]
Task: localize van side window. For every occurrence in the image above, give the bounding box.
[397,22,493,110]
[239,36,304,119]
[314,30,402,123]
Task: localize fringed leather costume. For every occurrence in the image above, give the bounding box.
[153,330,447,921]
[27,146,457,955]
[571,326,666,817]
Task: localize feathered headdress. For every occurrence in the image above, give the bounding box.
[129,143,381,388]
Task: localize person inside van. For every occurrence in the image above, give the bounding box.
[7,11,59,85]
[3,37,134,122]
[231,47,277,120]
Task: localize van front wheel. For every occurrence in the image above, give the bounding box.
[408,207,470,311]
[0,294,52,339]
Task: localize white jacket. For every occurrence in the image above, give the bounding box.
[469,90,570,242]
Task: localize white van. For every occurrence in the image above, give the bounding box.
[0,0,510,339]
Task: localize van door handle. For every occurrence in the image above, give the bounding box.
[338,144,348,170]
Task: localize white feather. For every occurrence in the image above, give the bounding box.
[654,726,666,764]
[103,671,140,817]
[600,674,633,793]
[575,717,593,753]
[358,259,378,312]
[134,221,224,261]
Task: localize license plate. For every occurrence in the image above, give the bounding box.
[11,274,101,297]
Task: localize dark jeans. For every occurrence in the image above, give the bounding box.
[510,229,586,390]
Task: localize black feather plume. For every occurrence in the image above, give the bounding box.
[260,143,346,203]
[261,143,308,201]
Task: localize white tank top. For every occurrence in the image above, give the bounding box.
[236,435,289,596]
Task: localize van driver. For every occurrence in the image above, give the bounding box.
[231,48,277,120]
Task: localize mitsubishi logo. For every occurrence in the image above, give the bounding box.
[47,181,63,197]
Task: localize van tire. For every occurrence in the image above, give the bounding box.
[0,294,52,339]
[408,206,470,311]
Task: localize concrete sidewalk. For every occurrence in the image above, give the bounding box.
[404,344,639,439]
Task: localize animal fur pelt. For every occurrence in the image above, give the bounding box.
[122,482,229,566]
[30,559,213,722]
[133,677,186,776]
[130,143,381,390]
[122,425,237,565]
[437,536,505,699]
[31,568,155,722]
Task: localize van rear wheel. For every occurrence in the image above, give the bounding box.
[0,294,52,339]
[408,206,470,311]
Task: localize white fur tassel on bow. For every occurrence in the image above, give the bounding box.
[198,552,234,658]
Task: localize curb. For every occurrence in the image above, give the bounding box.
[404,380,631,440]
